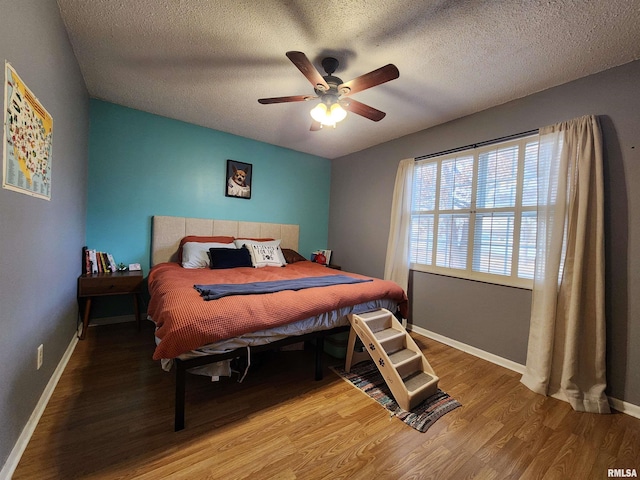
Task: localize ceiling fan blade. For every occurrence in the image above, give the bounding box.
[258,95,315,104]
[339,64,399,96]
[340,98,386,121]
[286,51,329,92]
[310,120,322,131]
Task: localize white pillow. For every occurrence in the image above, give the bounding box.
[181,242,236,269]
[246,243,285,268]
[233,239,287,265]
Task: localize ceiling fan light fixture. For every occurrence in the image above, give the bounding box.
[310,99,347,127]
[310,102,328,123]
[330,102,347,123]
[259,52,398,130]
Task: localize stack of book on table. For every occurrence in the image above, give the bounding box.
[82,246,118,274]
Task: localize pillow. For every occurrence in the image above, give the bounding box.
[181,241,236,268]
[282,248,307,264]
[209,246,252,269]
[235,237,274,242]
[233,239,287,265]
[246,243,285,268]
[178,235,235,263]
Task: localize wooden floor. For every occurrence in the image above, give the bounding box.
[14,321,640,480]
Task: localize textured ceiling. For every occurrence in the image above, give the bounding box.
[57,0,640,159]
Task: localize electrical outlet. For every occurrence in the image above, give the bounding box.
[37,344,43,370]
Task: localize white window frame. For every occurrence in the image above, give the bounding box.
[410,134,539,289]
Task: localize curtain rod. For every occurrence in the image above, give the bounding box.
[414,129,539,161]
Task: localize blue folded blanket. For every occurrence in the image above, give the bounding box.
[194,274,373,301]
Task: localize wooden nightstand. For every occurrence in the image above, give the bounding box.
[77,270,144,339]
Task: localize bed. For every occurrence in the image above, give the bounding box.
[148,215,408,430]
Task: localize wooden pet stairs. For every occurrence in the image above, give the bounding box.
[345,308,439,411]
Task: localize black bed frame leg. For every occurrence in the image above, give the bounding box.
[315,337,324,380]
[175,359,186,431]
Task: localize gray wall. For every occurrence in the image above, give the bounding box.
[329,60,640,406]
[0,0,89,469]
[410,273,533,364]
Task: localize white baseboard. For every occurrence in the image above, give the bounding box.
[409,325,640,420]
[409,324,526,374]
[0,334,78,480]
[608,396,640,419]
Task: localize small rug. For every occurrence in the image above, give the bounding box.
[332,361,461,433]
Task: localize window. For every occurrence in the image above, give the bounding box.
[409,135,539,288]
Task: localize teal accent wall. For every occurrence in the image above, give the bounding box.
[87,99,331,275]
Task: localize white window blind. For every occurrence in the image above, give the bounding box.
[410,135,539,288]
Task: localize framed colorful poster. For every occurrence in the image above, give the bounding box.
[3,62,53,200]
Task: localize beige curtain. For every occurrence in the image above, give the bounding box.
[384,158,415,293]
[521,115,609,413]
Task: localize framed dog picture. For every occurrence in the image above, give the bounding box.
[225,160,252,199]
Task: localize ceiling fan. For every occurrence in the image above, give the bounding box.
[258,51,399,130]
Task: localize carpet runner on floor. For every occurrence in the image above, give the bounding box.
[333,361,461,432]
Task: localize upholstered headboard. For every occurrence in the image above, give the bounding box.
[151,215,300,266]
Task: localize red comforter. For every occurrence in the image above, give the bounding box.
[148,261,407,359]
